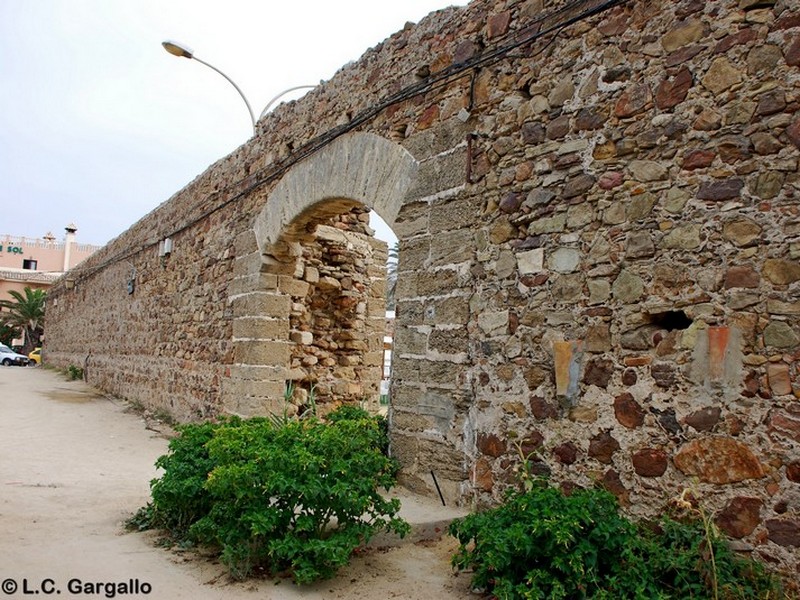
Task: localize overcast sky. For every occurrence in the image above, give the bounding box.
[0,1,466,248]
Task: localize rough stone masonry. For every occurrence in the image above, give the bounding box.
[46,0,800,575]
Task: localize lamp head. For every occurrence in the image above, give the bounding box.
[162,40,193,59]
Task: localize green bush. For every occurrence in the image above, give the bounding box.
[130,408,407,584]
[449,481,783,600]
[129,420,224,537]
[643,514,779,600]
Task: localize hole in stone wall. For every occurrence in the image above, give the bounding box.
[645,310,693,331]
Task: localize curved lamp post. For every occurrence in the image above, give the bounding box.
[259,85,317,119]
[162,40,256,131]
[162,40,315,133]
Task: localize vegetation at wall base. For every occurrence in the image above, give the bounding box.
[66,365,84,380]
[449,480,786,600]
[128,406,407,584]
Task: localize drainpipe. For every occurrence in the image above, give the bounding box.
[63,223,77,271]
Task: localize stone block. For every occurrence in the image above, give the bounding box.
[234,230,259,255]
[393,327,428,355]
[232,251,263,277]
[233,340,291,365]
[614,393,645,428]
[428,328,469,354]
[391,356,422,382]
[766,519,800,548]
[221,378,286,405]
[230,292,291,319]
[407,150,467,198]
[228,273,280,296]
[289,330,313,345]
[715,497,762,539]
[763,259,800,285]
[402,119,471,160]
[417,360,460,387]
[589,430,620,464]
[400,237,430,272]
[554,340,582,401]
[363,351,383,368]
[764,321,799,348]
[278,276,310,297]
[396,300,423,326]
[415,269,458,296]
[767,363,792,396]
[430,195,484,233]
[478,310,509,335]
[767,299,800,315]
[430,229,474,267]
[527,213,567,235]
[517,248,545,274]
[424,295,469,326]
[228,364,290,381]
[416,437,467,479]
[390,384,422,410]
[660,223,701,250]
[584,323,611,352]
[232,317,289,340]
[612,269,644,303]
[674,438,764,483]
[629,160,668,182]
[547,247,581,273]
[391,410,439,433]
[631,448,668,477]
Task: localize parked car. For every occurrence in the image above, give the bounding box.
[28,347,41,365]
[0,344,29,366]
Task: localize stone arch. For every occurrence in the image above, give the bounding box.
[224,132,418,417]
[253,132,418,252]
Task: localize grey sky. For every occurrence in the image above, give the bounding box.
[0,1,465,247]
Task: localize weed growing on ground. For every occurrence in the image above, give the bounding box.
[128,406,407,584]
[66,365,84,380]
[449,479,786,600]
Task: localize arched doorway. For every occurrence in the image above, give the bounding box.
[224,132,418,417]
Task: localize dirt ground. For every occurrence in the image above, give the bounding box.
[0,367,476,599]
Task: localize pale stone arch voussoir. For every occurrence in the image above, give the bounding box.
[253,132,419,253]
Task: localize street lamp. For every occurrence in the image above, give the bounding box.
[162,40,315,133]
[259,85,317,119]
[162,40,256,131]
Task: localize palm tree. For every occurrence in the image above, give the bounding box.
[0,323,19,347]
[0,287,46,354]
[386,242,399,311]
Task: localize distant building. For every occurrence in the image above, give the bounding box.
[0,224,101,301]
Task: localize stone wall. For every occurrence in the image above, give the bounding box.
[288,208,387,414]
[45,0,800,575]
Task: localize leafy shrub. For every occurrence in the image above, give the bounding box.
[67,365,84,380]
[642,512,780,600]
[449,481,784,600]
[129,420,225,536]
[130,407,407,584]
[325,404,391,457]
[450,483,654,599]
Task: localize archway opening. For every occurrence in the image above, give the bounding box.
[370,211,399,412]
[259,200,397,418]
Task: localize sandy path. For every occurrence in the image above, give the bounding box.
[0,367,474,599]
